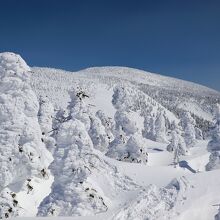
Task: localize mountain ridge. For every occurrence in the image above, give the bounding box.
[32,66,220,96]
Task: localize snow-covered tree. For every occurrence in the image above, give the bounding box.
[181,111,196,148]
[38,95,54,135]
[106,126,127,159]
[68,88,91,131]
[0,52,53,218]
[96,110,114,142]
[206,151,220,171]
[114,110,139,136]
[107,87,148,164]
[167,122,188,163]
[207,104,220,152]
[206,104,220,171]
[37,95,56,154]
[88,116,110,152]
[154,111,168,143]
[143,114,155,140]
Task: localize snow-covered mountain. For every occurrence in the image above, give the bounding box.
[1,52,220,220]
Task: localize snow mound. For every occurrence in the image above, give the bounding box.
[112,177,189,220]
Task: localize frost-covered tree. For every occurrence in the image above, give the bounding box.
[0,52,52,218]
[96,110,114,143]
[107,87,148,164]
[205,104,220,171]
[181,111,196,148]
[207,104,220,152]
[68,88,91,131]
[88,116,110,152]
[38,95,56,154]
[154,111,168,143]
[106,126,127,159]
[114,110,139,136]
[38,95,54,135]
[143,114,155,140]
[167,122,188,160]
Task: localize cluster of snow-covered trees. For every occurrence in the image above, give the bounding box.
[38,87,138,217]
[107,85,205,166]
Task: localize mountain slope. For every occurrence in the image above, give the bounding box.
[31,66,220,124]
[1,52,220,220]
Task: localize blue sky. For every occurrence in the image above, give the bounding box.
[0,0,220,90]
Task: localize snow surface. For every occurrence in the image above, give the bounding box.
[1,52,220,220]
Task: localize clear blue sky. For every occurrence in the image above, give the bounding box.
[0,0,220,90]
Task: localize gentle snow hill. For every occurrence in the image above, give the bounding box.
[31,66,220,123]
